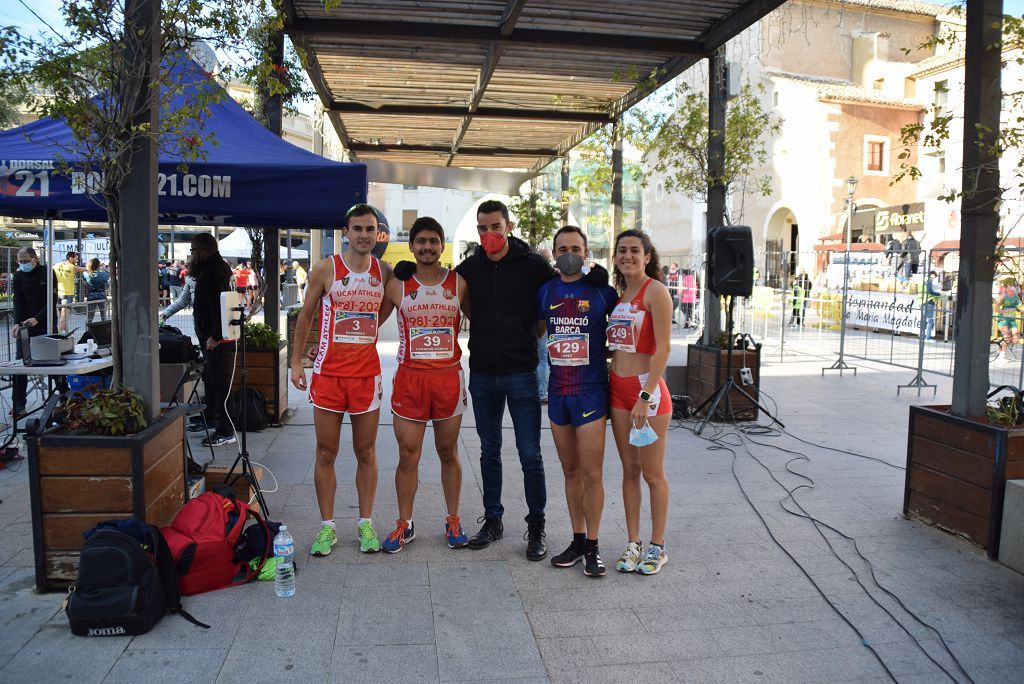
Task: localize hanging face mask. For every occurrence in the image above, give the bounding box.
[629,424,659,447]
[18,262,33,273]
[480,231,507,255]
[555,253,584,276]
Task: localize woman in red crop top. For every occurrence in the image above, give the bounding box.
[607,230,673,576]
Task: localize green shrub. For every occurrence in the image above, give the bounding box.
[244,321,281,350]
[61,387,148,436]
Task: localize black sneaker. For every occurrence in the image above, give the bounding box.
[187,422,209,433]
[468,516,503,549]
[202,433,237,447]
[524,519,547,561]
[583,547,607,578]
[550,540,585,568]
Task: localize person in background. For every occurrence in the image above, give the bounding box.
[666,262,680,323]
[885,235,903,275]
[83,258,109,323]
[903,233,922,279]
[995,283,1022,363]
[158,261,172,304]
[607,230,673,576]
[10,247,56,417]
[788,275,805,327]
[797,269,812,327]
[54,251,86,332]
[160,273,195,323]
[923,270,942,340]
[187,233,237,448]
[293,260,308,298]
[679,269,697,328]
[536,246,553,404]
[169,260,184,300]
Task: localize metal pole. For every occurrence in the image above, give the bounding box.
[898,249,937,396]
[823,180,858,375]
[46,218,54,334]
[560,156,570,223]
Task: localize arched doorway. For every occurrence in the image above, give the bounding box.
[763,207,798,289]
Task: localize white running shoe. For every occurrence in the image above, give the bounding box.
[636,543,668,576]
[615,540,643,573]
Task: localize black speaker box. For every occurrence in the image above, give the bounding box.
[708,225,754,297]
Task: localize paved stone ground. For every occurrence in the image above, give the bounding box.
[1,325,1023,683]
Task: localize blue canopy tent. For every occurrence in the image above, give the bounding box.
[0,59,367,228]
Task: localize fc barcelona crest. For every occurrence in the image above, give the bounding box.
[578,299,590,313]
[442,288,455,300]
[341,276,350,286]
[369,276,380,287]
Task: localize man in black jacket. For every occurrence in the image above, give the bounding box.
[9,247,56,416]
[188,233,236,447]
[455,200,555,560]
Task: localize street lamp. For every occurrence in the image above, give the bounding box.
[823,175,859,376]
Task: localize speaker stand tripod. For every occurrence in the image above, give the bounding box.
[224,303,270,516]
[694,296,785,435]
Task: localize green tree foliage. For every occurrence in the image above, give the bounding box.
[645,82,782,225]
[509,189,562,249]
[0,0,285,390]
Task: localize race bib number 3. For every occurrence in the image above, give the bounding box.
[607,317,637,352]
[547,333,589,366]
[333,311,378,344]
[410,326,455,360]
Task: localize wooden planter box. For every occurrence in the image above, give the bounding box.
[287,312,320,368]
[232,340,288,424]
[905,405,1024,558]
[28,408,186,591]
[686,343,761,421]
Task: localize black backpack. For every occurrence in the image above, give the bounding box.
[226,387,270,432]
[66,520,208,637]
[159,327,198,364]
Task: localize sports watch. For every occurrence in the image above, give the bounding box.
[638,390,652,403]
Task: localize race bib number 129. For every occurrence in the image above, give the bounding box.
[334,311,378,344]
[547,333,589,366]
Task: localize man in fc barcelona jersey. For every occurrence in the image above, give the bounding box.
[290,204,395,557]
[537,226,617,577]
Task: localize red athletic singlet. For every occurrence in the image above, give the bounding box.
[396,269,462,371]
[607,278,657,355]
[312,255,384,377]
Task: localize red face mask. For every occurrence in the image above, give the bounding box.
[480,231,507,254]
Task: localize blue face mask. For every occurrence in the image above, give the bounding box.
[18,262,33,273]
[629,424,659,447]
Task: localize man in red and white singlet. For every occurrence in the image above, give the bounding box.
[379,217,471,553]
[290,204,395,557]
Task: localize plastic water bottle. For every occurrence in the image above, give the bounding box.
[273,525,295,597]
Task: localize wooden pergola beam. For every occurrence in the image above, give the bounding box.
[328,102,610,123]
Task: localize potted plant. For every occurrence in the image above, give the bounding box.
[905,387,1024,559]
[686,329,761,421]
[286,306,320,368]
[231,321,288,423]
[27,389,186,591]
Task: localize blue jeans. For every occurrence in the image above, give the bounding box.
[536,336,549,400]
[924,301,936,339]
[469,370,546,522]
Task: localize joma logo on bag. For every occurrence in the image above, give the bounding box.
[86,626,126,636]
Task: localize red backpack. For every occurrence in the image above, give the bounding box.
[161,490,270,596]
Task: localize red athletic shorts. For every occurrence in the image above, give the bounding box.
[308,373,382,415]
[391,365,467,422]
[609,370,672,417]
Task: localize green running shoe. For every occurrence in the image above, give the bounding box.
[358,520,381,553]
[311,524,337,557]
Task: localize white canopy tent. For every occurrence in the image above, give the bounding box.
[217,228,308,260]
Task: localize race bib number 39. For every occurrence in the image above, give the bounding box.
[607,317,637,353]
[334,311,378,344]
[547,333,589,366]
[410,326,455,359]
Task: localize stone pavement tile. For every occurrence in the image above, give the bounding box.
[344,560,428,586]
[330,644,439,683]
[0,568,64,658]
[336,584,434,645]
[217,607,338,683]
[245,560,346,616]
[708,618,858,657]
[528,608,644,639]
[128,586,250,650]
[536,636,600,673]
[670,645,888,684]
[433,606,546,682]
[590,630,722,665]
[551,661,679,684]
[104,648,228,683]
[430,560,524,612]
[0,620,131,682]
